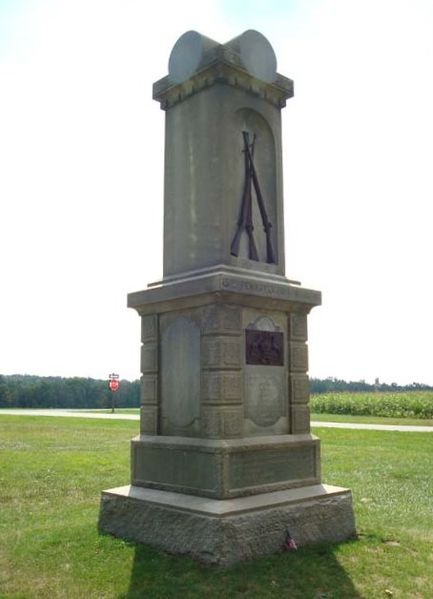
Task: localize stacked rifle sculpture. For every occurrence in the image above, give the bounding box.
[230,131,275,264]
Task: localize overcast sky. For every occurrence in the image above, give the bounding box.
[1,0,432,384]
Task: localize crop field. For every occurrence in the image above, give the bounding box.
[310,390,433,419]
[0,415,432,598]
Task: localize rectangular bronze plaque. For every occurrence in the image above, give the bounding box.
[245,330,284,366]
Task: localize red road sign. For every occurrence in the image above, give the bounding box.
[108,379,119,392]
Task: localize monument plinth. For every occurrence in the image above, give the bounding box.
[99,30,355,565]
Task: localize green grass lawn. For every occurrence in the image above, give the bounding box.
[311,413,433,426]
[0,416,432,598]
[62,407,433,427]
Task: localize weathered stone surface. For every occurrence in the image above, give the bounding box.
[99,484,356,566]
[201,372,242,404]
[289,374,310,404]
[245,369,286,428]
[201,406,243,438]
[140,343,158,373]
[289,342,309,373]
[289,313,308,342]
[140,375,158,404]
[131,434,320,498]
[290,405,311,434]
[201,304,242,335]
[160,315,201,435]
[128,270,321,316]
[141,315,158,343]
[140,406,158,435]
[201,336,242,369]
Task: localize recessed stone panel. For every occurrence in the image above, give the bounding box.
[201,336,241,369]
[132,444,218,495]
[245,369,285,426]
[229,444,316,491]
[141,343,158,373]
[161,316,201,432]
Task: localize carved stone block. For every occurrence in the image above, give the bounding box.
[141,343,158,374]
[290,405,311,434]
[201,372,241,403]
[201,407,243,438]
[140,406,158,434]
[201,336,241,369]
[289,313,308,342]
[140,375,158,405]
[141,315,158,343]
[289,374,310,404]
[289,342,309,373]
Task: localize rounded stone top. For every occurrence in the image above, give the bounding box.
[168,31,219,84]
[226,30,277,83]
[168,29,278,86]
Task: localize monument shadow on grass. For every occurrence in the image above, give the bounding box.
[118,539,361,599]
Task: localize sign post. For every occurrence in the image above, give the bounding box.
[108,373,120,413]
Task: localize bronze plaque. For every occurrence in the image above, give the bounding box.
[245,330,284,366]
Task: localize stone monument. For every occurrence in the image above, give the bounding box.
[99,30,356,565]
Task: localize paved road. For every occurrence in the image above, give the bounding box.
[0,409,139,421]
[1,409,433,432]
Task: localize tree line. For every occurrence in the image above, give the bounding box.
[0,374,139,409]
[1,374,432,409]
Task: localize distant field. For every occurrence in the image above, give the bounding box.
[0,415,432,598]
[310,390,433,419]
[87,391,433,424]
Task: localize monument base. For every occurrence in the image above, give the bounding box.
[99,483,356,566]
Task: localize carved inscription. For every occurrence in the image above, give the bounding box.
[246,330,284,366]
[222,278,292,298]
[229,446,316,489]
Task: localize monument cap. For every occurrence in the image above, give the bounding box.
[168,30,220,84]
[226,29,277,83]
